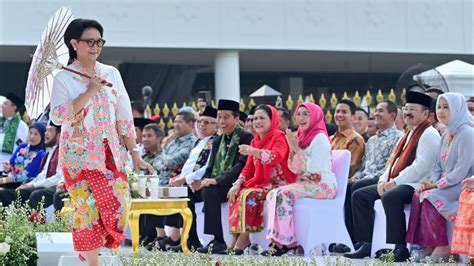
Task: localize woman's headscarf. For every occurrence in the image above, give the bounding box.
[295,102,328,149]
[438,93,474,135]
[28,122,46,151]
[251,105,281,149]
[244,105,296,188]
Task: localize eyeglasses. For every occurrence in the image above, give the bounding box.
[78,38,106,48]
[197,120,216,125]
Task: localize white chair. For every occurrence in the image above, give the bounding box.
[370,199,410,257]
[371,199,458,259]
[248,203,270,249]
[250,150,352,255]
[293,149,353,255]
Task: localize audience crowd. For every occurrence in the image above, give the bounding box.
[0,87,472,263]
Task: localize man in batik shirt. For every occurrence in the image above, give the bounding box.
[142,111,197,247]
[330,99,365,177]
[141,123,164,165]
[157,106,220,251]
[332,100,403,253]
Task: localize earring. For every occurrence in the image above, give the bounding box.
[73,47,77,51]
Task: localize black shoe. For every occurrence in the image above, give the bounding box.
[145,236,166,251]
[157,237,181,251]
[261,243,299,257]
[218,247,245,255]
[328,243,338,252]
[250,243,259,254]
[353,242,363,251]
[169,240,203,253]
[140,236,153,247]
[333,243,351,253]
[343,242,372,259]
[196,240,227,254]
[218,243,251,255]
[379,247,410,262]
[374,248,392,259]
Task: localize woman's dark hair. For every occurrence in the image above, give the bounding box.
[255,104,272,120]
[64,19,104,65]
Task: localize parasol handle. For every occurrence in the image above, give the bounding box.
[61,65,113,87]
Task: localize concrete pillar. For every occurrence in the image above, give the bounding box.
[214,51,240,102]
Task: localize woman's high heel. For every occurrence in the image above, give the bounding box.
[261,243,300,256]
[219,243,252,255]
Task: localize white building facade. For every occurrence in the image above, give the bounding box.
[1,0,472,102]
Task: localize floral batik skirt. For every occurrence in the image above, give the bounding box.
[63,140,131,252]
[266,174,336,246]
[451,190,474,258]
[229,188,268,234]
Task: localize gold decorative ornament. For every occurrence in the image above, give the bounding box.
[171,102,179,117]
[388,88,396,103]
[144,104,152,118]
[153,104,160,117]
[297,94,304,105]
[330,93,338,109]
[365,90,373,107]
[162,103,170,117]
[248,98,256,110]
[158,119,165,129]
[319,93,327,109]
[286,95,294,111]
[325,110,333,123]
[401,88,407,105]
[353,91,361,106]
[167,118,174,129]
[376,89,384,103]
[342,91,350,100]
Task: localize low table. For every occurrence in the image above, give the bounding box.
[129,198,192,256]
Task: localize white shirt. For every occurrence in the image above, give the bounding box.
[181,135,214,185]
[379,126,441,189]
[139,143,145,156]
[304,134,337,185]
[0,117,28,172]
[28,145,64,188]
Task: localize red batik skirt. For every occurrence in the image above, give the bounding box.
[229,188,268,234]
[63,140,131,252]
